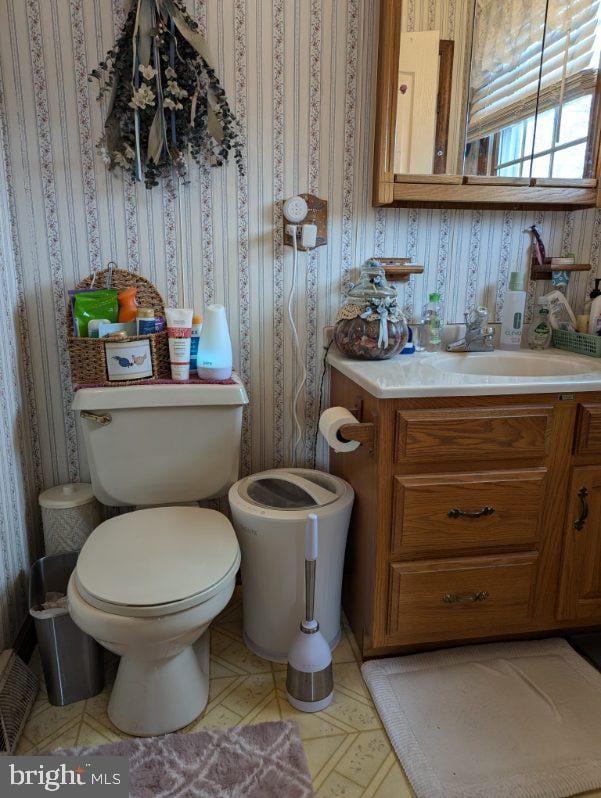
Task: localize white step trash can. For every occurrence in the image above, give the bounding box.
[229,469,354,662]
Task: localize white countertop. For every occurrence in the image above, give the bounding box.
[327,346,601,399]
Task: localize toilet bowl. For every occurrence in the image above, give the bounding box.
[68,506,240,736]
[71,382,248,736]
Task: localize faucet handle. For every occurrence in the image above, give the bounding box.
[465,306,489,327]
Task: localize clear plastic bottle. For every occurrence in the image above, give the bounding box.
[528,301,552,350]
[412,317,425,352]
[420,293,442,352]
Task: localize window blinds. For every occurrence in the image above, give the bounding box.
[467,0,600,142]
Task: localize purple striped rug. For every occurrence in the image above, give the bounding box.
[55,720,313,798]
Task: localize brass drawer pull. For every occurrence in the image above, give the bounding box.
[447,506,495,519]
[574,487,589,531]
[442,591,489,604]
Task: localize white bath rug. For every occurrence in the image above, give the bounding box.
[362,638,601,798]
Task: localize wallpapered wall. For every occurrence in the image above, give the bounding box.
[0,103,40,647]
[0,0,600,646]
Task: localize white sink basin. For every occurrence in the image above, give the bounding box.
[327,345,601,399]
[429,350,593,378]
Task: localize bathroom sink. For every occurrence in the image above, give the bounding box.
[429,350,593,378]
[327,344,601,398]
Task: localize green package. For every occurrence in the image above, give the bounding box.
[73,289,119,337]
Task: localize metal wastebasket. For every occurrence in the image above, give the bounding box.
[29,552,104,706]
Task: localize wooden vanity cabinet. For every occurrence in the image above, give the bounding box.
[559,466,601,621]
[329,369,601,658]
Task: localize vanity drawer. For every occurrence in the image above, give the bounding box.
[575,404,601,455]
[394,406,553,463]
[387,553,537,640]
[391,469,547,555]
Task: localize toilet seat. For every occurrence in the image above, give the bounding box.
[75,506,240,618]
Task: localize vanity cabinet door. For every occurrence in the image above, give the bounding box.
[559,466,601,620]
[575,405,601,456]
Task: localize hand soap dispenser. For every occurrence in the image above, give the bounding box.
[196,304,233,380]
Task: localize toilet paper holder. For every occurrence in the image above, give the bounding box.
[338,399,377,454]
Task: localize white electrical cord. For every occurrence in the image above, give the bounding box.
[287,225,307,465]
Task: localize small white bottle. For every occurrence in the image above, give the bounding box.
[196,304,233,380]
[500,271,527,350]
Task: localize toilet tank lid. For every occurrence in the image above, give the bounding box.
[74,379,248,410]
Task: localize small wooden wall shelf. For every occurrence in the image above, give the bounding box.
[373,257,424,283]
[530,258,592,281]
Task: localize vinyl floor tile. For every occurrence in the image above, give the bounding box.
[21,590,601,798]
[21,589,411,795]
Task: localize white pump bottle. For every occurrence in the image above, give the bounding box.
[499,271,527,350]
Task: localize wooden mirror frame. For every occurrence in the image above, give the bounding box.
[373,0,601,210]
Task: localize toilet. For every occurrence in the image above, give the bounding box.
[67,381,248,736]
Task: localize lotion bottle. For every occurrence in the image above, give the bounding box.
[196,304,233,380]
[189,314,203,373]
[543,289,576,331]
[590,294,601,335]
[500,271,527,350]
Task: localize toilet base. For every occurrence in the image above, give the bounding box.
[108,633,210,736]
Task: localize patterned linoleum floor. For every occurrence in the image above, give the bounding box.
[18,590,413,797]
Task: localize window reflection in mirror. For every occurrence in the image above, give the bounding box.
[464,0,601,179]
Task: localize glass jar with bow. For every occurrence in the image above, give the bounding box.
[334,260,408,360]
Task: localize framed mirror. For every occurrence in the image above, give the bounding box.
[374,0,601,208]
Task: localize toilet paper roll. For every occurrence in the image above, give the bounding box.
[318,407,361,453]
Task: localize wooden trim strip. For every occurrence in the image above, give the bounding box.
[465,176,531,186]
[394,174,463,184]
[533,178,598,188]
[392,182,598,208]
[433,40,454,175]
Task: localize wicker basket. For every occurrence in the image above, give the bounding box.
[67,268,171,386]
[552,328,601,358]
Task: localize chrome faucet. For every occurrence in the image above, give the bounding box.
[447,306,495,352]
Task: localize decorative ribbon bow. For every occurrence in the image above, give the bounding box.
[361,298,395,349]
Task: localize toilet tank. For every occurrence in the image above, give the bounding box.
[74,381,249,506]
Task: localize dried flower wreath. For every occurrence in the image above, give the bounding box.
[90,0,242,188]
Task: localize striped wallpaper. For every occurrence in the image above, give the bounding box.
[0,86,41,647]
[0,0,600,647]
